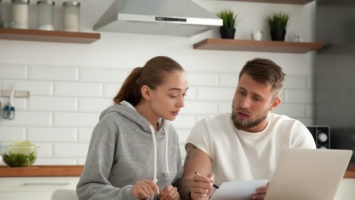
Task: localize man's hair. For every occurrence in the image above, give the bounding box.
[239,58,285,96]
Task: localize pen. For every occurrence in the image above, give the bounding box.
[194,172,219,189]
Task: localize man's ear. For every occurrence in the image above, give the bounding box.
[141,85,151,100]
[270,97,281,111]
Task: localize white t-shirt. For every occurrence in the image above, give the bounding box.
[186,113,316,185]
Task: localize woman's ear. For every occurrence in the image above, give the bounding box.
[141,85,152,101]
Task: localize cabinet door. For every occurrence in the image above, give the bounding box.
[0,177,79,200]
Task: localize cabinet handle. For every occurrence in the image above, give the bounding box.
[23,182,70,186]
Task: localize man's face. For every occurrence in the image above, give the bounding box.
[231,74,280,132]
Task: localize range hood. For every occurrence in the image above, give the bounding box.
[93,0,222,37]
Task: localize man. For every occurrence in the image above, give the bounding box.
[180,58,316,200]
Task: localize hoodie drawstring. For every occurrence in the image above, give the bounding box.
[149,124,170,184]
[149,125,158,184]
[164,126,170,176]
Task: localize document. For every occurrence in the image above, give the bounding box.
[211,179,268,200]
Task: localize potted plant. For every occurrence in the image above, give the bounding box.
[217,9,238,39]
[267,12,289,41]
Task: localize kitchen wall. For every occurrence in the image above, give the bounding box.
[0,0,316,165]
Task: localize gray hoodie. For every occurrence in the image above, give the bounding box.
[76,101,182,200]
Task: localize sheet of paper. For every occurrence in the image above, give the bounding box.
[211,179,268,200]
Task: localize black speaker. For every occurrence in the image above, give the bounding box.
[307,126,330,149]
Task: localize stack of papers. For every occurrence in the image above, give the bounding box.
[211,179,268,200]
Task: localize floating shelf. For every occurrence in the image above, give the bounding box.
[0,28,100,44]
[229,0,314,4]
[193,39,323,54]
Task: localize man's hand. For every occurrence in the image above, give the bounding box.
[131,179,159,200]
[250,183,269,200]
[190,173,214,200]
[159,185,180,200]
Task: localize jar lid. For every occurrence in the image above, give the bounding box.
[12,0,30,4]
[37,0,55,5]
[62,1,80,7]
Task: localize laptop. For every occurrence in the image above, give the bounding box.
[264,148,353,200]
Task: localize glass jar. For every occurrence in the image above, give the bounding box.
[62,1,80,32]
[11,0,30,29]
[36,0,55,30]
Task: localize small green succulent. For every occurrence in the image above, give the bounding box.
[217,9,238,29]
[267,12,289,30]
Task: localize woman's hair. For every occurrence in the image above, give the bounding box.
[113,56,184,106]
[239,58,285,96]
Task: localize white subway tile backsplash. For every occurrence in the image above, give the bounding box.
[29,66,79,81]
[274,104,307,118]
[220,73,238,87]
[285,90,313,103]
[80,68,127,82]
[54,143,89,158]
[35,158,77,165]
[284,76,307,89]
[0,57,314,164]
[78,128,93,142]
[28,127,77,142]
[28,96,77,111]
[103,83,121,98]
[54,82,103,97]
[218,102,232,114]
[54,112,99,127]
[180,101,218,115]
[0,127,26,142]
[1,80,53,95]
[171,115,196,129]
[78,98,112,112]
[36,143,53,157]
[0,64,27,79]
[187,72,219,86]
[185,87,197,100]
[198,87,234,101]
[0,112,52,126]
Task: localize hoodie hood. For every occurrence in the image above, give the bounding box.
[100,101,171,182]
[100,100,168,134]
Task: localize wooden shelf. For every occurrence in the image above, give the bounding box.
[229,0,314,4]
[0,28,100,44]
[193,38,323,53]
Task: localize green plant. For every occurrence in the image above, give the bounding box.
[217,9,238,29]
[267,12,289,30]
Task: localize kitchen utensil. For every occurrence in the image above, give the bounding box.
[2,87,15,120]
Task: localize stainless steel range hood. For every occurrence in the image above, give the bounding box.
[93,0,222,37]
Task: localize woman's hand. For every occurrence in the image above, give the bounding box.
[159,185,180,200]
[131,179,159,200]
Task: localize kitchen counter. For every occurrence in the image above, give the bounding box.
[0,164,354,178]
[0,165,83,177]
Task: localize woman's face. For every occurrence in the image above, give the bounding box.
[148,70,188,121]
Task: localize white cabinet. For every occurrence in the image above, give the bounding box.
[334,179,355,200]
[0,177,79,200]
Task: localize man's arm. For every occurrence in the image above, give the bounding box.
[179,143,213,200]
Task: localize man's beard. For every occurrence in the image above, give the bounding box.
[231,107,267,131]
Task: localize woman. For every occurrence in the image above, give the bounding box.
[77,56,188,200]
